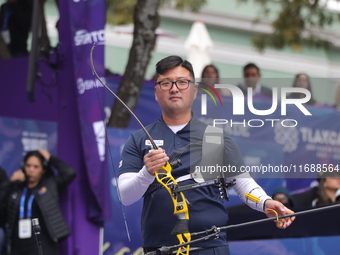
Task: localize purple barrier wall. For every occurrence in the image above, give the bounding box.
[0,1,106,251]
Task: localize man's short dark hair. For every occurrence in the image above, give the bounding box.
[243,63,260,74]
[155,55,195,82]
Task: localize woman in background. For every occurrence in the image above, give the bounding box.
[293,170,340,208]
[0,149,76,255]
[333,83,340,111]
[201,64,231,96]
[290,73,317,105]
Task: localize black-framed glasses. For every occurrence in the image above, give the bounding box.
[156,79,193,91]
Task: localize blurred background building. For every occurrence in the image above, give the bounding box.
[13,0,340,104]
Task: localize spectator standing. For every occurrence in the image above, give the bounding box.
[201,64,219,84]
[292,170,340,208]
[289,73,317,106]
[237,63,272,98]
[201,64,231,96]
[0,150,76,255]
[0,0,33,58]
[334,83,340,111]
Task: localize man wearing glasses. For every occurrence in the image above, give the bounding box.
[118,55,294,254]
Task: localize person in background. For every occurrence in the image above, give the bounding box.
[201,64,231,96]
[271,187,295,210]
[0,0,33,58]
[0,167,8,255]
[237,63,272,98]
[0,149,76,255]
[336,188,340,203]
[334,83,340,111]
[289,73,317,106]
[201,64,219,84]
[292,169,340,208]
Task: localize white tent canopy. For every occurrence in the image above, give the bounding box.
[184,20,214,78]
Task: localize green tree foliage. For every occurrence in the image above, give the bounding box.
[106,0,206,128]
[106,0,137,25]
[238,0,340,52]
[106,0,207,26]
[168,0,207,12]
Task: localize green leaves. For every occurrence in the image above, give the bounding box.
[171,0,207,12]
[106,0,207,26]
[106,0,137,25]
[239,0,340,52]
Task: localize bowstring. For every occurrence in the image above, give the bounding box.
[90,47,132,245]
[168,143,191,163]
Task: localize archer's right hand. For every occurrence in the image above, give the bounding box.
[144,148,169,175]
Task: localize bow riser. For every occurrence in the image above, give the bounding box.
[156,162,191,254]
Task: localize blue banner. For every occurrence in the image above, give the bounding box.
[192,93,340,203]
[0,116,57,176]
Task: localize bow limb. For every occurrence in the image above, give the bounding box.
[90,44,135,242]
[90,44,158,150]
[156,162,191,255]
